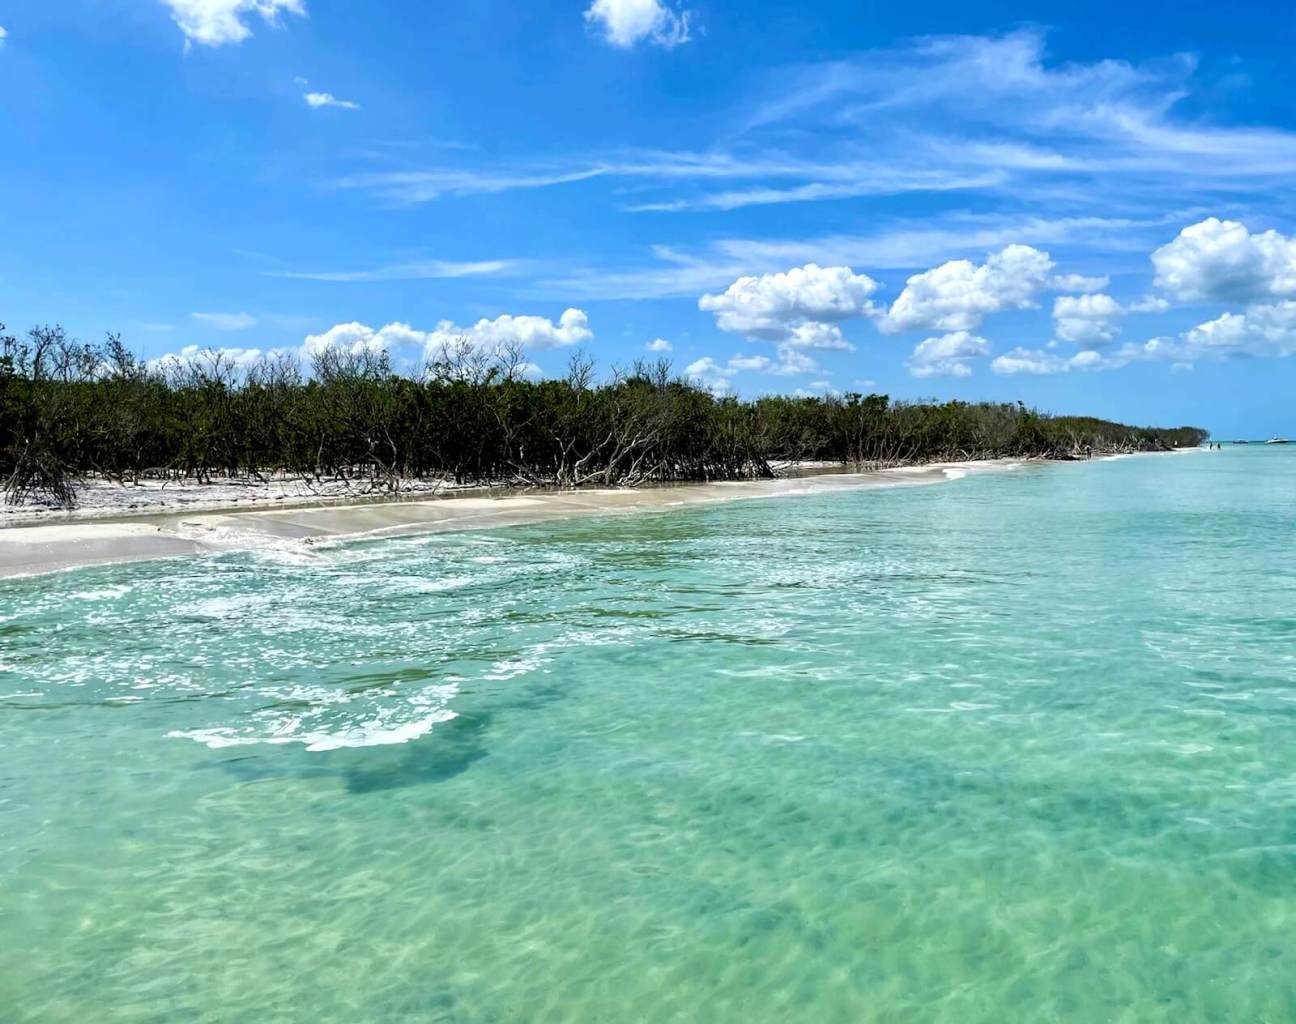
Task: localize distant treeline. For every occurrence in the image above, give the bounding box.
[1,324,1209,507]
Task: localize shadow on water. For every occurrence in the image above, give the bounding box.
[207,675,569,794]
[343,711,495,794]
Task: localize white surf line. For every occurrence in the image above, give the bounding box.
[0,459,1036,579]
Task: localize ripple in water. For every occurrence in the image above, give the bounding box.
[3,449,1296,1021]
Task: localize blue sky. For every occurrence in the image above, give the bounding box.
[2,1,1296,435]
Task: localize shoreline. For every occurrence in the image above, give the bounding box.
[0,460,1029,579]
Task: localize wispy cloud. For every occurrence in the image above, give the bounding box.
[332,167,608,205]
[192,311,257,331]
[296,77,360,111]
[304,91,360,111]
[545,212,1174,301]
[622,171,1005,212]
[325,29,1296,221]
[267,259,516,283]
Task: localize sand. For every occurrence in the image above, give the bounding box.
[0,461,1025,579]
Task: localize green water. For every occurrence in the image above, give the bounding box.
[3,450,1295,1022]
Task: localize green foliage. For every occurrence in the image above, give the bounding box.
[0,324,1210,507]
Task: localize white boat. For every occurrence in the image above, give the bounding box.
[1264,437,1290,445]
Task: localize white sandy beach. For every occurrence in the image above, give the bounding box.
[0,461,1028,579]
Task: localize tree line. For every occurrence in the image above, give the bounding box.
[0,323,1209,507]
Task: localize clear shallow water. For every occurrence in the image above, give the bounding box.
[3,449,1296,1022]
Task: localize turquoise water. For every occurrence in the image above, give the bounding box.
[3,450,1296,1022]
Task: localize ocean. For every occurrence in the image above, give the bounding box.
[3,448,1294,1021]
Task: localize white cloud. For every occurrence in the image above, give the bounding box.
[794,380,841,398]
[192,311,257,331]
[1052,293,1123,346]
[778,322,853,351]
[747,29,1296,184]
[304,91,360,111]
[551,213,1161,302]
[995,301,1296,374]
[422,309,592,356]
[335,166,606,205]
[699,263,878,348]
[584,0,690,49]
[1128,295,1170,313]
[684,357,733,395]
[0,25,8,45]
[645,338,673,352]
[906,330,990,378]
[769,349,818,375]
[881,244,1054,334]
[269,259,512,283]
[990,347,1078,376]
[148,344,269,373]
[697,265,870,382]
[299,310,591,365]
[684,347,819,393]
[1051,273,1110,292]
[1169,302,1296,361]
[1151,218,1296,302]
[624,171,1004,212]
[334,30,1296,223]
[161,0,305,48]
[301,322,406,360]
[990,345,1123,375]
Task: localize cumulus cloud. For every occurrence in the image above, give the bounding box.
[684,356,734,395]
[422,309,592,356]
[991,345,1130,375]
[698,264,878,378]
[881,244,1055,334]
[192,311,257,331]
[301,322,408,360]
[0,25,8,45]
[148,344,271,373]
[699,263,879,347]
[1152,218,1296,302]
[777,322,854,351]
[298,310,592,365]
[906,331,990,378]
[684,348,821,393]
[771,349,818,375]
[645,338,673,352]
[990,347,1081,376]
[793,381,841,398]
[1128,295,1170,313]
[304,91,359,111]
[998,300,1296,375]
[161,0,305,48]
[1167,302,1296,361]
[584,0,691,49]
[1052,293,1124,346]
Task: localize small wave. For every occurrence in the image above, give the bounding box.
[167,682,460,751]
[71,584,134,602]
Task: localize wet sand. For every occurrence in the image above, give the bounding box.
[0,462,1024,579]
